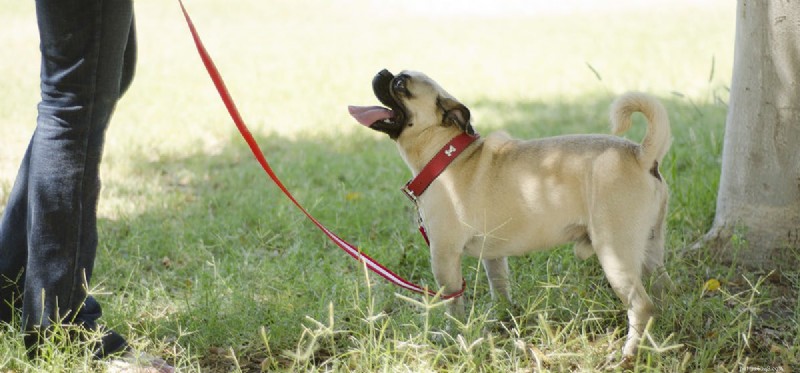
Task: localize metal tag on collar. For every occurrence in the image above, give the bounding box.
[401,181,417,203]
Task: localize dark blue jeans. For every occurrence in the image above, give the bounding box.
[0,0,136,358]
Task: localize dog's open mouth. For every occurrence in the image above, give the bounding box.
[348,69,407,138]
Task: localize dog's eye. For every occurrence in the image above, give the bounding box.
[393,77,412,98]
[396,86,412,98]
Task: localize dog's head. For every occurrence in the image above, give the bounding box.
[349,69,475,140]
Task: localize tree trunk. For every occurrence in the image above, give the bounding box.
[698,0,800,269]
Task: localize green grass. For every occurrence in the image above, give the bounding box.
[1,0,798,371]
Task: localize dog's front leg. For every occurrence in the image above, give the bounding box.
[483,257,515,318]
[483,257,511,302]
[431,247,466,321]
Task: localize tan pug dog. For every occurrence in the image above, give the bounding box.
[348,69,674,358]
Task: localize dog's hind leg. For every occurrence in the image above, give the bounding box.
[593,234,655,358]
[642,192,675,305]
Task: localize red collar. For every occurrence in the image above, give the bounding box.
[402,132,480,202]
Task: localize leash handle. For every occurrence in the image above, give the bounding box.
[177,0,464,300]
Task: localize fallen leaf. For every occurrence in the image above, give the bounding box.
[704,278,721,292]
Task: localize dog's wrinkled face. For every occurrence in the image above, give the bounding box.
[350,69,475,140]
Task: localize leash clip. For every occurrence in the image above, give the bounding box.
[401,181,418,203]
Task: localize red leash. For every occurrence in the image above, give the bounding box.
[177,0,464,299]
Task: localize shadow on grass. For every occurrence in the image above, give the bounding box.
[90,93,797,371]
[95,129,431,370]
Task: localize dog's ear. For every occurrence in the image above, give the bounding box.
[438,96,475,136]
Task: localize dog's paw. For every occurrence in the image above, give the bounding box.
[486,305,524,336]
[427,330,452,346]
[494,301,523,323]
[426,317,464,346]
[602,353,635,371]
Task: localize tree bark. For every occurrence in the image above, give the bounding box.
[698,0,800,269]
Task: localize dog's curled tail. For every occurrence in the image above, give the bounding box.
[610,92,672,172]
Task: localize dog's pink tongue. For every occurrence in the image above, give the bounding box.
[348,105,394,127]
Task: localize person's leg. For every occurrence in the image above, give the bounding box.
[16,0,134,357]
[0,143,33,324]
[75,9,137,299]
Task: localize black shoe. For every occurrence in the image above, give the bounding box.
[93,325,129,359]
[23,323,128,360]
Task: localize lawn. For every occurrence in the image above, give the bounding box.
[1,0,797,371]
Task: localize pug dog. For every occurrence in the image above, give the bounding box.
[348,69,674,358]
